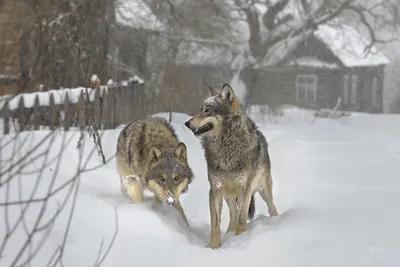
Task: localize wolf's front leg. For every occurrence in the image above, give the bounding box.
[236,189,253,236]
[122,175,144,203]
[209,189,223,249]
[174,200,190,227]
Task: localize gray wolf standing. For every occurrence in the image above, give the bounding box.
[184,84,278,248]
[116,116,194,226]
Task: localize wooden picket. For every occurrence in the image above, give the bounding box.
[0,85,149,134]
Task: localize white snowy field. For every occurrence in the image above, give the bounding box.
[1,110,400,267]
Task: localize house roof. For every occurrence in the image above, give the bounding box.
[285,57,340,69]
[115,0,164,31]
[314,24,390,67]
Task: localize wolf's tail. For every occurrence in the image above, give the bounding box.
[235,194,256,220]
[248,194,256,220]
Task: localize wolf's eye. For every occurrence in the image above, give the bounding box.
[159,177,165,182]
[204,106,211,113]
[174,176,179,182]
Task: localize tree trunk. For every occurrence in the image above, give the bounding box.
[240,65,260,110]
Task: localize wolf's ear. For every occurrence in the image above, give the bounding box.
[150,145,163,163]
[220,83,235,102]
[174,142,187,162]
[209,86,219,96]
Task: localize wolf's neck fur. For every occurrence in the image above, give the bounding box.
[202,114,257,172]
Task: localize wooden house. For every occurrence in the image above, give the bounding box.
[246,24,389,113]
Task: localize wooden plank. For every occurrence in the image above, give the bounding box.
[101,89,109,129]
[94,88,101,129]
[108,88,116,129]
[2,100,10,135]
[113,87,121,126]
[78,90,85,130]
[33,94,40,130]
[49,93,56,130]
[63,92,70,131]
[18,96,25,131]
[127,86,134,122]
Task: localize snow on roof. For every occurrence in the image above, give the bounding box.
[285,57,340,69]
[314,24,390,67]
[175,42,233,66]
[115,0,164,31]
[255,30,313,68]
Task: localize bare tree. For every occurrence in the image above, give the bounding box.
[16,0,116,93]
[147,0,399,107]
[0,128,117,266]
[0,2,121,264]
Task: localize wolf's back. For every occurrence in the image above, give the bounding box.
[116,117,179,176]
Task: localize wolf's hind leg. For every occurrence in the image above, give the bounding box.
[260,176,278,217]
[236,189,253,236]
[225,197,237,233]
[122,176,144,203]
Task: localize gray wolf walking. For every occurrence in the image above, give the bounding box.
[116,116,194,226]
[184,83,278,248]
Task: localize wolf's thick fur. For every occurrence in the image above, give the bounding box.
[116,116,194,226]
[185,84,278,248]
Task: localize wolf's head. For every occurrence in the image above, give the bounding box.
[146,142,193,206]
[185,83,242,137]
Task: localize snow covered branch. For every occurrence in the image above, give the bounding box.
[345,3,399,53]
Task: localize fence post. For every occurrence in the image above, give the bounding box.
[125,86,132,123]
[102,89,109,129]
[2,101,10,135]
[94,88,101,129]
[18,96,25,132]
[33,94,40,130]
[78,90,85,130]
[134,84,146,120]
[108,87,116,129]
[64,92,70,131]
[114,87,121,126]
[49,93,56,130]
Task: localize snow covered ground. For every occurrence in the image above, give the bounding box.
[1,110,400,267]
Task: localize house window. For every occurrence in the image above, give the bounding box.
[343,75,349,105]
[371,77,379,107]
[296,74,318,104]
[350,75,357,104]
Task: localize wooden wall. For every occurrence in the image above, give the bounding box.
[0,0,20,96]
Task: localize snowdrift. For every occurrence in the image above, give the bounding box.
[1,111,400,267]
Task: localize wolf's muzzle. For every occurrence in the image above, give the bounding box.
[165,191,175,206]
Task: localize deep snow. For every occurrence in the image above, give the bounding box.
[1,110,400,267]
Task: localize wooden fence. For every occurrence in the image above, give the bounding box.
[0,85,156,135]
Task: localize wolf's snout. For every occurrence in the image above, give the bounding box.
[166,195,175,206]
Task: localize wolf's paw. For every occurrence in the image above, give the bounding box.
[235,225,246,236]
[182,218,190,227]
[207,241,221,249]
[226,224,236,233]
[269,208,278,217]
